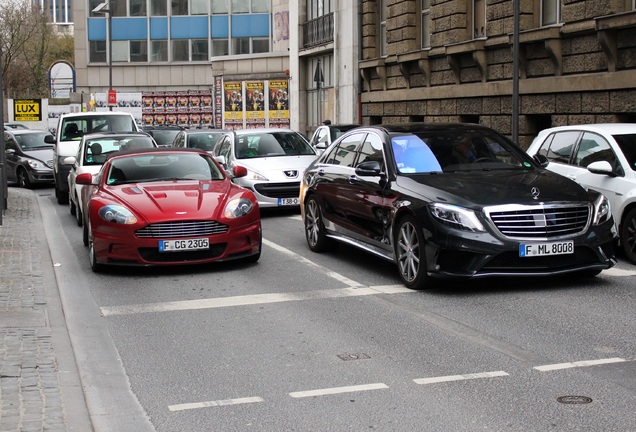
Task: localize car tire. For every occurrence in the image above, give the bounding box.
[17,168,32,189]
[82,221,89,247]
[75,201,83,227]
[394,215,432,290]
[55,184,68,205]
[242,235,262,264]
[69,194,76,216]
[88,223,103,272]
[620,208,636,264]
[304,195,336,252]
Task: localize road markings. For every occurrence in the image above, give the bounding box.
[533,357,627,372]
[168,396,264,412]
[289,383,389,398]
[603,267,636,277]
[263,238,363,287]
[414,371,509,385]
[101,284,412,316]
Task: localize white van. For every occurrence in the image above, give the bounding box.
[46,111,140,204]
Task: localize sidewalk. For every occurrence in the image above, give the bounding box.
[0,187,92,432]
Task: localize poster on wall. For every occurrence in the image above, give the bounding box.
[245,81,266,128]
[268,80,290,128]
[141,90,214,128]
[224,82,244,130]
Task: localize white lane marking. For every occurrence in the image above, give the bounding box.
[263,238,363,287]
[533,357,627,372]
[289,383,389,398]
[287,215,302,221]
[101,284,411,316]
[603,267,636,277]
[168,396,263,412]
[413,370,509,385]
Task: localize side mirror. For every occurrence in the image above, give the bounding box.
[233,165,247,178]
[215,155,226,166]
[355,160,383,176]
[64,156,76,166]
[75,172,94,185]
[533,154,549,168]
[6,148,16,155]
[44,135,56,144]
[586,160,616,177]
[315,142,328,150]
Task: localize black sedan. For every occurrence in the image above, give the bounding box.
[4,129,55,188]
[300,123,619,290]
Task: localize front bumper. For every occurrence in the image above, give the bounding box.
[28,168,54,184]
[237,180,301,208]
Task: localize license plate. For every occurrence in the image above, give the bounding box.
[159,237,209,252]
[278,197,299,206]
[519,241,574,257]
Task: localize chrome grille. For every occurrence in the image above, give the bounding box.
[486,203,591,240]
[136,220,228,238]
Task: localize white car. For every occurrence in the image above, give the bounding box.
[212,128,318,208]
[526,124,636,263]
[66,132,157,227]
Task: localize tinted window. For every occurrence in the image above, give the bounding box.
[544,131,580,164]
[574,132,618,171]
[327,133,365,166]
[613,133,636,172]
[392,134,441,173]
[356,133,385,171]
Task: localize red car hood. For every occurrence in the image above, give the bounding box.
[105,180,233,221]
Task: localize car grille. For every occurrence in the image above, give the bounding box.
[486,204,590,240]
[253,182,300,198]
[136,221,229,238]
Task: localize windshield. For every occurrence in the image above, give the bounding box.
[235,132,315,159]
[391,129,532,174]
[147,130,180,146]
[14,132,53,149]
[61,115,138,141]
[106,152,225,185]
[84,136,156,165]
[612,133,636,172]
[187,132,224,151]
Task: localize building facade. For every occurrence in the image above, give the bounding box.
[359,0,636,148]
[289,1,360,137]
[73,0,291,128]
[36,0,74,33]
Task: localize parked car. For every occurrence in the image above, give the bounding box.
[172,129,226,152]
[4,122,29,131]
[4,129,55,188]
[141,125,186,147]
[212,128,318,208]
[300,123,618,290]
[526,124,636,264]
[75,147,261,271]
[66,132,158,227]
[308,123,360,152]
[46,111,140,205]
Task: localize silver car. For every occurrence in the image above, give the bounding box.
[212,128,318,208]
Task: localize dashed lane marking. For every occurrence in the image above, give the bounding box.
[168,396,264,412]
[289,383,389,398]
[100,285,412,316]
[414,370,509,385]
[533,357,627,371]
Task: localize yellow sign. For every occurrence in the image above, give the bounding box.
[14,99,42,121]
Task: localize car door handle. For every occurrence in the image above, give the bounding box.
[317,169,325,176]
[348,175,357,183]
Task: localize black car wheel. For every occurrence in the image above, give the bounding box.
[55,184,68,205]
[621,208,636,264]
[88,222,103,272]
[75,199,83,227]
[17,168,32,189]
[305,195,335,252]
[395,215,431,290]
[82,220,89,247]
[69,195,76,216]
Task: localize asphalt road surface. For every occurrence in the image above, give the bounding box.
[37,188,636,432]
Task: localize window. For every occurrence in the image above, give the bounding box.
[541,0,560,26]
[191,39,209,61]
[232,0,249,13]
[150,0,167,15]
[130,41,148,62]
[172,0,188,15]
[543,131,580,163]
[252,38,269,53]
[90,40,107,62]
[130,0,147,16]
[421,0,430,49]
[379,0,387,56]
[474,0,486,38]
[172,40,189,61]
[307,0,334,20]
[232,38,250,54]
[356,134,385,171]
[191,0,208,15]
[151,40,168,61]
[112,40,128,62]
[212,39,229,56]
[328,133,365,167]
[111,0,127,17]
[211,0,229,14]
[574,133,619,172]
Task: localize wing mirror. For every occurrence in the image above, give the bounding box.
[533,154,549,168]
[355,160,383,176]
[586,161,616,177]
[75,172,94,185]
[44,135,56,144]
[232,165,247,179]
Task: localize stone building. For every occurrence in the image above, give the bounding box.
[359,0,636,148]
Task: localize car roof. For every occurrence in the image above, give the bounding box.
[5,129,51,136]
[352,122,495,134]
[184,129,227,135]
[82,131,152,140]
[59,111,137,119]
[537,123,636,136]
[232,128,298,135]
[106,146,207,160]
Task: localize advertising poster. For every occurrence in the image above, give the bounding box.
[268,80,290,128]
[224,82,244,129]
[141,90,214,127]
[245,81,266,128]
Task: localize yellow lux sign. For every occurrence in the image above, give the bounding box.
[14,99,42,121]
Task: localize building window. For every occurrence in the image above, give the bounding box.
[307,0,334,20]
[232,37,250,54]
[421,0,430,49]
[380,0,387,56]
[112,40,128,62]
[191,0,208,15]
[150,0,167,15]
[111,0,127,17]
[130,0,147,16]
[172,40,189,61]
[151,40,168,61]
[172,0,188,15]
[473,0,486,38]
[130,40,149,61]
[89,40,106,62]
[191,39,209,60]
[541,0,560,26]
[212,39,229,56]
[232,0,249,13]
[231,37,268,54]
[252,38,269,53]
[211,0,229,14]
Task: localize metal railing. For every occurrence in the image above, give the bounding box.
[303,13,334,48]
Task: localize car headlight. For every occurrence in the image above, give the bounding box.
[26,159,45,169]
[98,205,138,224]
[224,198,254,219]
[245,168,268,181]
[430,203,485,232]
[592,193,611,226]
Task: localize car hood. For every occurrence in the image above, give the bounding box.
[23,148,54,163]
[238,155,317,181]
[397,169,591,207]
[105,180,234,221]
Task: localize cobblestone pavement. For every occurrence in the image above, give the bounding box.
[0,187,92,432]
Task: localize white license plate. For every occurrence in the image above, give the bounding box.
[278,197,299,206]
[519,241,574,257]
[159,237,209,252]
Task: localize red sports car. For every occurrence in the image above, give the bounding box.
[76,147,261,271]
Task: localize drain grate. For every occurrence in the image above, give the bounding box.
[557,396,593,404]
[337,353,370,361]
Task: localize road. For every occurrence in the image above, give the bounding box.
[37,188,636,432]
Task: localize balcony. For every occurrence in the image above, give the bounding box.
[303,13,334,48]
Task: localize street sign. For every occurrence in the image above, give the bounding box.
[108,89,117,106]
[13,99,42,122]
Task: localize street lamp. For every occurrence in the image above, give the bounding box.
[92,1,112,110]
